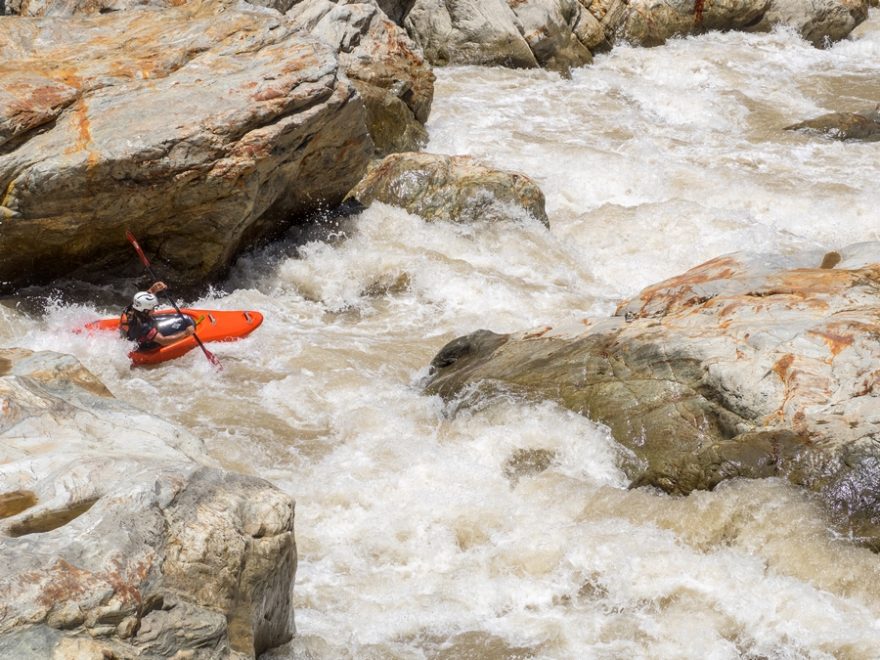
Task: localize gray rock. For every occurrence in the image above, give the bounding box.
[748,0,870,46]
[346,152,550,227]
[0,348,296,657]
[620,0,771,46]
[404,0,539,67]
[287,0,434,154]
[425,243,880,545]
[0,0,373,291]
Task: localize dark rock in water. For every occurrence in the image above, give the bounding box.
[0,0,373,292]
[425,242,880,547]
[346,152,551,227]
[785,106,880,142]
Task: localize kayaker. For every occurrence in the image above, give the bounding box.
[120,281,195,350]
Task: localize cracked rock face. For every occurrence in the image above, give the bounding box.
[287,0,435,154]
[0,348,296,658]
[425,243,880,546]
[0,0,373,291]
[346,152,550,227]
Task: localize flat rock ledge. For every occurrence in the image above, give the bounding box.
[345,152,550,227]
[425,242,880,546]
[0,348,296,658]
[0,0,374,292]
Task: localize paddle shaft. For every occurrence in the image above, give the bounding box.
[125,231,222,369]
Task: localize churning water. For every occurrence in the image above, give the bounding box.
[3,13,880,659]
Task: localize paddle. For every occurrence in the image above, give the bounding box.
[125,230,223,370]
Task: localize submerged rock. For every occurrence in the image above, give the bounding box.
[287,0,435,154]
[346,152,550,226]
[785,106,880,142]
[0,0,373,291]
[425,243,880,544]
[0,348,296,657]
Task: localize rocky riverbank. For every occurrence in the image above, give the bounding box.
[0,348,296,658]
[426,243,880,546]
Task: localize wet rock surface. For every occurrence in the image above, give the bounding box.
[346,152,550,226]
[287,0,435,154]
[786,106,880,141]
[0,0,373,292]
[425,243,880,545]
[0,348,296,658]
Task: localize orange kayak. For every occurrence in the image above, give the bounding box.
[85,308,263,366]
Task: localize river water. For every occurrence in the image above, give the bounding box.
[3,14,880,660]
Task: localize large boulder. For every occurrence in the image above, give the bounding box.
[617,0,869,46]
[404,0,539,68]
[425,243,880,545]
[620,0,770,47]
[748,0,870,46]
[785,106,880,142]
[345,152,550,226]
[0,0,373,292]
[287,0,434,154]
[0,348,296,658]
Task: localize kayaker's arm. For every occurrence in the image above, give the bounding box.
[151,324,195,346]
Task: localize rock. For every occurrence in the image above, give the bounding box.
[287,0,434,154]
[748,0,870,47]
[0,348,296,657]
[375,0,414,22]
[404,0,538,67]
[0,0,373,292]
[345,152,550,226]
[7,0,296,19]
[506,0,595,74]
[425,243,880,545]
[785,106,880,142]
[620,0,771,47]
[618,0,869,46]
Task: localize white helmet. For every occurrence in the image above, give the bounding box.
[132,291,159,312]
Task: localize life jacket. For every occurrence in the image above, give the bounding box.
[120,305,159,346]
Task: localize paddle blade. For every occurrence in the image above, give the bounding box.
[125,229,151,268]
[194,335,223,370]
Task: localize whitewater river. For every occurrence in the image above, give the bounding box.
[3,13,880,659]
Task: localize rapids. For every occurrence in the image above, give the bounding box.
[3,14,880,659]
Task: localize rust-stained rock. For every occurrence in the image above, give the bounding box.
[287,0,435,154]
[346,152,550,226]
[0,0,373,292]
[425,243,880,545]
[7,0,296,17]
[620,0,771,47]
[0,348,296,658]
[785,106,880,142]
